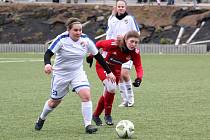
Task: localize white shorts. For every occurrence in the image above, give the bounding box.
[50,71,90,99]
[121,60,133,70]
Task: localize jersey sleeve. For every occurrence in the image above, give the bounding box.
[87,38,98,56]
[48,35,63,53]
[96,39,116,50]
[130,15,140,34]
[131,48,144,79]
[106,15,114,39]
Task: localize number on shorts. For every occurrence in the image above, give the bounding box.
[52,90,58,96]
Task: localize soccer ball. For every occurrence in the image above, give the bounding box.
[115,120,134,139]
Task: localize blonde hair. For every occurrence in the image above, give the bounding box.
[65,17,81,29]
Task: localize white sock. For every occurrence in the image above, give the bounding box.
[81,101,92,127]
[119,82,128,104]
[40,100,53,120]
[125,80,134,104]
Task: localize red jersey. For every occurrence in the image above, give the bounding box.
[95,39,143,80]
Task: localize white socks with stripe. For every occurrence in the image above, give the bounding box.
[40,100,53,120]
[119,82,128,104]
[81,101,92,127]
[125,80,134,104]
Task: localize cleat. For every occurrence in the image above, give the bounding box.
[127,102,134,107]
[35,117,45,130]
[85,125,98,134]
[127,103,134,107]
[104,115,114,125]
[118,102,128,107]
[92,115,103,126]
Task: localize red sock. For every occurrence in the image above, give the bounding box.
[104,91,115,116]
[93,95,104,117]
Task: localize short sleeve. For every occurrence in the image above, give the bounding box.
[87,38,98,55]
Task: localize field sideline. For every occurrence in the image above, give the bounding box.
[0,53,210,140]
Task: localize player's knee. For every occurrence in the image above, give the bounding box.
[48,99,61,108]
[103,79,117,93]
[121,69,130,81]
[81,95,91,102]
[78,87,91,102]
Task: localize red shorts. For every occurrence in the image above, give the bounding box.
[96,63,121,84]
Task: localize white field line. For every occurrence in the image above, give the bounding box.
[0,58,41,60]
[0,58,44,63]
[0,58,55,63]
[0,59,43,63]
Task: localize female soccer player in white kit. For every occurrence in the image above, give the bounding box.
[106,0,141,107]
[34,18,115,134]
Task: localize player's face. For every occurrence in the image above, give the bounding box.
[125,37,139,50]
[116,1,126,15]
[69,23,82,41]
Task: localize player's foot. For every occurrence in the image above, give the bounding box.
[127,97,134,107]
[104,115,114,125]
[127,102,134,107]
[85,125,98,134]
[118,102,128,107]
[92,115,103,126]
[35,117,45,130]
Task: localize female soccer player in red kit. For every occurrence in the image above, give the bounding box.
[87,30,144,126]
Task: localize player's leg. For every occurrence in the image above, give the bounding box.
[72,71,97,134]
[118,76,128,107]
[120,60,134,107]
[35,75,69,130]
[35,99,61,130]
[124,79,134,107]
[92,88,105,126]
[92,65,108,126]
[77,88,97,134]
[103,78,117,125]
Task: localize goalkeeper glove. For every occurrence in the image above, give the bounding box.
[86,55,93,68]
[132,78,142,87]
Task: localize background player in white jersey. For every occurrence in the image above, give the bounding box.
[106,0,141,107]
[34,18,115,134]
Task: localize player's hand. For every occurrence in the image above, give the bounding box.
[112,6,117,15]
[115,35,124,46]
[44,64,52,74]
[107,72,116,83]
[116,35,124,41]
[86,55,93,68]
[132,78,142,87]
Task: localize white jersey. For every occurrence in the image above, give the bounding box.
[106,14,140,39]
[48,31,98,76]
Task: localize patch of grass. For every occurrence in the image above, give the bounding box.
[0,53,210,140]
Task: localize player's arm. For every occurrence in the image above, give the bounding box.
[130,15,140,34]
[43,35,62,74]
[94,52,111,73]
[94,52,116,82]
[96,39,116,50]
[132,49,144,87]
[106,15,114,40]
[86,39,114,64]
[44,49,54,74]
[87,39,116,82]
[106,27,111,40]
